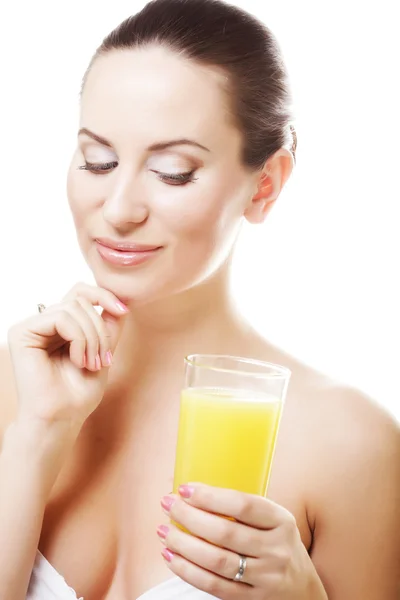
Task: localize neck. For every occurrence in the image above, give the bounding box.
[115,262,244,368]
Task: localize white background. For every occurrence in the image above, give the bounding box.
[0,2,398,419]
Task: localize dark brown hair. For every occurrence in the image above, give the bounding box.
[84,0,297,170]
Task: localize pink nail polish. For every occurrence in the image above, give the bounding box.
[161,496,175,512]
[82,354,87,369]
[178,485,195,499]
[95,354,101,370]
[157,525,169,539]
[161,548,174,562]
[116,300,129,313]
[104,350,113,366]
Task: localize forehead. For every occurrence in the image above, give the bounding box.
[81,46,241,153]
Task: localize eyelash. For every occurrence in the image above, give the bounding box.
[78,161,198,186]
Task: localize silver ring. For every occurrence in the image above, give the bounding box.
[233,554,247,582]
[37,303,46,314]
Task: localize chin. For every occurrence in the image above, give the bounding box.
[86,246,217,307]
[83,247,158,305]
[92,265,210,309]
[92,271,154,306]
[89,264,177,307]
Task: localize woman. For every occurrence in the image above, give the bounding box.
[0,0,399,598]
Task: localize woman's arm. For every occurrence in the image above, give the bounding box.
[0,284,128,599]
[309,389,400,599]
[0,418,78,600]
[156,387,399,600]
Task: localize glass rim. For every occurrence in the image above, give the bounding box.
[184,354,291,380]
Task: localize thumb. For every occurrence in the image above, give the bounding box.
[101,310,127,353]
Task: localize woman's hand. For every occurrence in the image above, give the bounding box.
[157,484,327,599]
[7,282,129,431]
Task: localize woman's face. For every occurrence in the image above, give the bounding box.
[67,46,261,305]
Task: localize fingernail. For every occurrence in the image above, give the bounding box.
[161,548,174,562]
[178,485,195,499]
[95,354,101,370]
[104,350,113,366]
[116,300,129,313]
[82,353,87,369]
[157,525,169,539]
[161,495,175,512]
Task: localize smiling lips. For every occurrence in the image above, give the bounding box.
[95,237,162,267]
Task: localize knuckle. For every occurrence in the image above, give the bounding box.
[200,488,214,506]
[63,282,85,300]
[85,334,99,347]
[71,332,86,343]
[210,551,230,575]
[218,520,235,547]
[57,309,73,324]
[58,313,82,337]
[97,325,110,340]
[73,281,88,293]
[76,296,95,312]
[175,559,189,582]
[282,513,298,539]
[248,536,263,557]
[274,548,292,573]
[285,511,297,528]
[235,496,253,521]
[70,298,82,311]
[170,498,184,521]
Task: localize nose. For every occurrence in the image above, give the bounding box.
[102,171,149,230]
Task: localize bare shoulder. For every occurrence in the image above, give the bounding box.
[242,327,399,452]
[286,363,400,596]
[304,378,400,517]
[251,329,399,495]
[0,344,19,436]
[246,331,400,594]
[306,380,399,477]
[287,361,400,497]
[301,382,400,596]
[244,328,399,457]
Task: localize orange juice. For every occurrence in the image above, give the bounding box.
[173,387,283,496]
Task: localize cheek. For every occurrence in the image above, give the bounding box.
[162,175,245,247]
[67,163,83,221]
[67,164,98,229]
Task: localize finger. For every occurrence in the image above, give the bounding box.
[163,495,262,557]
[62,300,102,372]
[38,309,86,369]
[75,297,112,369]
[157,523,257,585]
[160,547,247,600]
[69,336,87,369]
[62,282,129,317]
[177,483,291,529]
[42,302,124,358]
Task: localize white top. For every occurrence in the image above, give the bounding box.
[27,551,216,600]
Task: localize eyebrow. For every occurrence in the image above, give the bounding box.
[78,127,210,153]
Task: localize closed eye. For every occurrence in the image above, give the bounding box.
[150,169,198,186]
[78,161,118,174]
[78,161,198,186]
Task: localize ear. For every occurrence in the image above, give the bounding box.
[244,148,294,225]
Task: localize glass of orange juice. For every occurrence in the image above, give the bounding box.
[173,354,291,497]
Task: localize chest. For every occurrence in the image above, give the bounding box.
[38,396,312,600]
